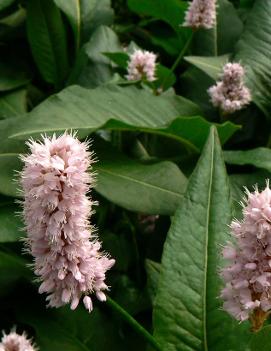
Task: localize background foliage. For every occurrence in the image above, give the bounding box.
[0,0,270,350]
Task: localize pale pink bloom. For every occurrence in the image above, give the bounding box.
[221,183,271,323]
[20,133,115,312]
[208,62,251,113]
[183,0,216,29]
[0,331,37,351]
[126,49,157,82]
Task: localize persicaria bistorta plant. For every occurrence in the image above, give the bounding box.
[0,330,37,351]
[20,133,115,312]
[221,183,271,331]
[208,62,251,114]
[183,0,217,29]
[126,49,157,82]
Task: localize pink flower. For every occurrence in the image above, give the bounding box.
[208,62,251,113]
[0,330,37,351]
[126,50,157,82]
[183,0,216,29]
[20,133,115,312]
[221,184,271,329]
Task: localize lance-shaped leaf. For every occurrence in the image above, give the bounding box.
[153,127,250,351]
[234,0,271,116]
[27,0,69,87]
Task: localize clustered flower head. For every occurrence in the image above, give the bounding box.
[0,330,37,351]
[183,0,216,29]
[208,62,251,114]
[20,133,115,312]
[126,49,157,82]
[221,183,271,330]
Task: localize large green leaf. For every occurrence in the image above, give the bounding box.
[153,127,250,351]
[0,89,27,119]
[0,204,24,242]
[53,0,81,52]
[26,0,69,87]
[0,142,186,215]
[73,26,122,88]
[127,0,187,31]
[192,0,243,56]
[4,85,239,152]
[224,148,271,172]
[0,0,15,11]
[95,139,187,215]
[184,55,229,81]
[235,0,271,116]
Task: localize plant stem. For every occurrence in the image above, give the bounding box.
[106,296,163,351]
[161,31,194,91]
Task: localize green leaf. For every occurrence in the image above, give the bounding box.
[0,0,15,11]
[234,0,271,116]
[80,0,114,42]
[4,85,239,151]
[250,326,271,351]
[0,153,22,197]
[53,0,81,52]
[95,138,187,215]
[153,127,250,351]
[26,0,69,87]
[0,89,27,119]
[193,0,243,56]
[0,140,186,215]
[145,259,161,303]
[180,67,216,118]
[127,0,187,31]
[77,26,122,88]
[103,52,129,69]
[0,204,24,242]
[184,55,229,81]
[224,148,271,172]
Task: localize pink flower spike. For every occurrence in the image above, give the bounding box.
[126,49,157,82]
[20,133,115,312]
[220,183,271,330]
[183,0,217,29]
[208,62,251,113]
[0,330,37,351]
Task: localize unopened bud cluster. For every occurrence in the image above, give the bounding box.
[126,49,157,82]
[208,62,251,113]
[183,0,216,29]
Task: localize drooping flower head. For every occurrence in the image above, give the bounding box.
[0,330,37,351]
[183,0,217,29]
[126,49,157,82]
[221,183,271,331]
[208,62,251,114]
[20,133,115,312]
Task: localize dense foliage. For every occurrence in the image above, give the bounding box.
[0,0,271,350]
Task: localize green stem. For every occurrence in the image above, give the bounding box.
[161,31,194,91]
[106,296,163,351]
